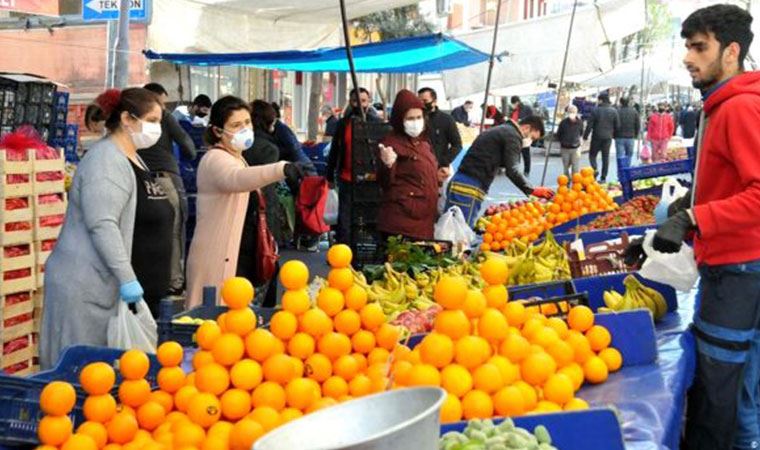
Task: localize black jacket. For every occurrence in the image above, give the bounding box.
[138,110,196,175]
[615,106,640,139]
[242,130,285,242]
[583,102,619,141]
[426,108,463,167]
[451,105,471,126]
[679,109,698,139]
[326,109,383,183]
[457,121,532,195]
[556,118,584,148]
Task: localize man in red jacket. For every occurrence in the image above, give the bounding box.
[637,5,760,449]
[646,103,675,162]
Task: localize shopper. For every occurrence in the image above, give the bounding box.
[445,116,553,227]
[40,88,172,368]
[556,105,584,178]
[173,94,212,125]
[646,103,674,162]
[582,93,619,182]
[418,87,463,178]
[614,97,640,169]
[510,96,535,177]
[322,104,339,140]
[326,87,383,244]
[679,104,698,139]
[185,96,303,307]
[376,90,439,241]
[627,5,760,449]
[141,82,197,296]
[82,103,107,153]
[451,101,473,126]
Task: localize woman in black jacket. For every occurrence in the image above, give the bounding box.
[556,105,585,178]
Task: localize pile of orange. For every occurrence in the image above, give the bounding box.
[480,200,549,252]
[546,168,617,227]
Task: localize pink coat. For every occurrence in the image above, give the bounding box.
[185,147,287,308]
[647,112,675,141]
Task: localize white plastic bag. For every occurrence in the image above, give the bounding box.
[654,178,689,224]
[437,166,454,215]
[323,189,339,225]
[108,301,158,353]
[639,230,699,292]
[435,206,476,247]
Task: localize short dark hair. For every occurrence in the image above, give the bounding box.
[417,87,437,100]
[510,96,521,104]
[192,94,212,108]
[205,96,250,145]
[84,103,105,131]
[519,115,545,137]
[620,97,630,107]
[681,4,754,68]
[251,100,277,132]
[98,88,161,132]
[598,93,610,104]
[349,88,370,100]
[270,102,281,119]
[464,100,473,105]
[143,82,168,96]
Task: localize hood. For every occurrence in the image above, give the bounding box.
[389,89,425,135]
[704,71,760,115]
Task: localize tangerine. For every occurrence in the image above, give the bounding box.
[251,382,286,411]
[344,285,368,311]
[220,389,252,421]
[249,407,280,432]
[225,308,257,336]
[326,244,352,268]
[119,349,149,380]
[333,354,359,381]
[40,381,76,416]
[270,311,298,340]
[434,310,471,340]
[322,376,349,399]
[136,401,166,431]
[211,333,245,366]
[195,363,230,396]
[288,332,316,360]
[419,333,454,368]
[440,394,463,424]
[599,347,623,372]
[118,379,151,408]
[434,276,468,310]
[543,373,574,405]
[83,394,117,423]
[280,260,309,290]
[79,363,116,396]
[583,356,609,384]
[461,390,493,419]
[327,268,354,292]
[221,277,254,309]
[60,434,97,450]
[263,354,297,384]
[317,332,352,360]
[157,366,186,394]
[585,325,612,352]
[281,289,311,315]
[299,308,333,338]
[483,284,508,309]
[38,415,73,446]
[351,329,376,354]
[230,359,263,391]
[502,301,527,327]
[76,421,107,449]
[375,323,400,351]
[245,329,279,362]
[455,336,491,369]
[105,412,138,445]
[567,305,594,332]
[472,363,503,394]
[478,308,509,342]
[359,303,385,331]
[303,353,333,382]
[493,385,525,417]
[462,290,487,319]
[174,385,199,413]
[480,259,509,285]
[229,418,264,450]
[285,378,320,410]
[520,352,557,386]
[440,364,473,397]
[348,374,373,397]
[407,364,441,386]
[196,321,222,351]
[156,341,184,367]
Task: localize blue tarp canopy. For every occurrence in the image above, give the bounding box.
[144,34,489,73]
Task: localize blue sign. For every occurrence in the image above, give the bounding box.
[82,0,149,22]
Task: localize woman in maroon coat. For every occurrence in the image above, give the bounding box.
[376,89,440,240]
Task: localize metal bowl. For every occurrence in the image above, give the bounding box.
[253,387,447,450]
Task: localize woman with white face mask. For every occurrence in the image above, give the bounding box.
[185,96,302,307]
[376,89,439,243]
[40,87,174,367]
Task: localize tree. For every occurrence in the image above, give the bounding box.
[352,5,436,41]
[617,0,673,62]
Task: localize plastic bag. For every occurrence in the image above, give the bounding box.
[107,301,157,353]
[434,206,476,246]
[323,189,339,226]
[640,142,652,161]
[437,166,454,215]
[639,230,699,292]
[654,178,689,224]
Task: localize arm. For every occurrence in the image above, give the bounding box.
[165,113,197,160]
[442,117,463,167]
[634,111,641,136]
[326,120,345,183]
[583,110,595,140]
[502,136,533,195]
[556,120,566,142]
[206,151,288,193]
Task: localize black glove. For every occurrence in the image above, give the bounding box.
[624,237,647,268]
[653,210,695,253]
[284,162,306,184]
[667,190,692,217]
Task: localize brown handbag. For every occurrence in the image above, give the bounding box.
[253,190,279,285]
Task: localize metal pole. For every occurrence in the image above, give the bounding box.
[113,0,131,88]
[339,0,365,122]
[540,0,579,185]
[479,0,504,133]
[105,20,118,88]
[637,0,648,159]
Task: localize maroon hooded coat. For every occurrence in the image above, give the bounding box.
[376,90,439,240]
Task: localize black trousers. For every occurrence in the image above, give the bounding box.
[589,138,612,181]
[521,147,531,176]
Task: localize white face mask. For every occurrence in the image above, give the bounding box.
[224,127,254,151]
[568,113,578,120]
[404,118,425,138]
[129,117,162,150]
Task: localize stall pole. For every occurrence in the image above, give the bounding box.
[636,0,649,159]
[540,0,580,185]
[113,0,131,88]
[479,0,504,133]
[339,0,365,122]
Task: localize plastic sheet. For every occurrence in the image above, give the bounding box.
[5,222,31,232]
[3,245,30,258]
[37,194,63,204]
[39,239,56,252]
[4,198,29,211]
[5,175,29,185]
[3,269,31,281]
[34,147,60,160]
[38,215,64,228]
[35,171,64,182]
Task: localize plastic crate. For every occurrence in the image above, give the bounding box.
[350,119,391,182]
[65,124,78,140]
[350,224,382,268]
[565,233,633,279]
[573,272,678,313]
[552,224,654,245]
[351,182,381,204]
[53,92,69,110]
[619,159,694,200]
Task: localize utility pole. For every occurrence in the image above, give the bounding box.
[113,0,131,88]
[105,21,117,88]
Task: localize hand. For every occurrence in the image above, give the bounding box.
[531,187,554,199]
[284,162,306,184]
[653,210,695,253]
[120,280,144,304]
[623,237,647,268]
[667,190,691,217]
[437,167,451,183]
[378,144,397,168]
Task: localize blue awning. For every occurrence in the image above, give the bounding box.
[144,34,489,73]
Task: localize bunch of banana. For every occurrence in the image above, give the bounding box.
[603,275,668,320]
[501,231,571,286]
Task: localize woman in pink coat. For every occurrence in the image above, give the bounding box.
[185,96,302,307]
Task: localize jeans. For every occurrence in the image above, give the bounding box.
[336,179,352,244]
[560,147,581,178]
[615,138,635,169]
[589,138,612,181]
[154,173,188,292]
[685,261,760,450]
[521,147,531,176]
[444,172,486,228]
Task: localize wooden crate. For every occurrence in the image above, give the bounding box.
[0,334,36,370]
[33,192,66,217]
[2,196,32,223]
[33,305,42,332]
[33,215,63,241]
[34,240,56,266]
[0,242,34,273]
[0,222,32,246]
[1,265,34,296]
[35,264,44,289]
[33,172,65,195]
[0,173,32,198]
[32,152,64,173]
[2,358,35,375]
[0,150,32,175]
[33,289,43,309]
[2,311,34,342]
[1,291,33,320]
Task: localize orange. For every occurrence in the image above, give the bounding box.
[564,397,590,411]
[220,389,252,421]
[520,352,557,386]
[567,305,594,332]
[40,381,76,416]
[61,433,97,450]
[566,330,594,364]
[299,308,333,337]
[304,353,333,382]
[463,290,488,319]
[248,407,280,432]
[461,390,493,419]
[288,332,316,360]
[306,397,338,413]
[251,382,286,411]
[317,287,345,317]
[229,418,264,450]
[136,401,166,431]
[419,333,454,368]
[281,289,311,315]
[76,421,107,449]
[547,340,575,368]
[472,363,503,394]
[196,363,230,396]
[366,362,389,382]
[157,341,184,367]
[483,284,508,309]
[368,347,390,365]
[193,350,215,370]
[480,258,509,285]
[585,325,612,352]
[375,323,400,351]
[245,329,279,362]
[285,378,321,410]
[106,412,138,445]
[500,333,531,363]
[225,307,257,336]
[344,285,368,311]
[322,376,349,399]
[502,301,527,327]
[174,385,199,413]
[531,327,560,348]
[557,174,569,185]
[280,260,309,290]
[359,303,385,331]
[407,364,441,386]
[333,354,359,381]
[211,333,246,367]
[455,336,491,369]
[434,310,471,340]
[84,394,117,423]
[478,308,509,342]
[187,392,221,428]
[326,244,353,268]
[348,374,372,397]
[511,381,536,411]
[119,349,149,380]
[118,379,151,408]
[263,354,297,384]
[157,366,185,394]
[149,390,173,414]
[270,311,298,340]
[317,332,352,360]
[546,317,569,339]
[581,167,594,177]
[535,400,563,413]
[280,408,304,424]
[584,356,609,384]
[196,321,222,351]
[230,359,263,391]
[80,362,116,396]
[221,277,254,309]
[488,355,520,385]
[207,420,233,437]
[434,276,468,310]
[391,360,414,386]
[543,373,574,405]
[38,415,73,446]
[333,309,362,336]
[599,347,623,372]
[352,352,368,371]
[440,393,463,424]
[172,421,205,447]
[493,385,525,417]
[327,268,354,292]
[559,363,585,391]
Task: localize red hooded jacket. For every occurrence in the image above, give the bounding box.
[693,71,760,265]
[647,112,675,141]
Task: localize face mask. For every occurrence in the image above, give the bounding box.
[424,102,434,112]
[224,127,254,151]
[404,119,425,138]
[195,111,208,118]
[568,113,577,120]
[129,117,161,149]
[522,137,533,148]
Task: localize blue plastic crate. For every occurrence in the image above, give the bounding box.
[65,124,78,140]
[619,159,694,200]
[51,123,66,140]
[54,92,69,109]
[552,224,656,246]
[573,272,678,313]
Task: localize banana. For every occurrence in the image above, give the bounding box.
[603,291,623,310]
